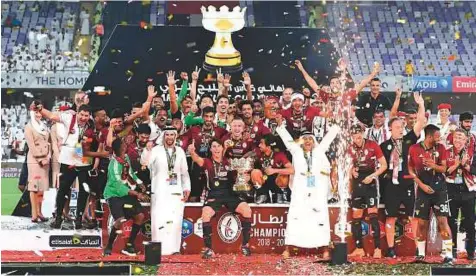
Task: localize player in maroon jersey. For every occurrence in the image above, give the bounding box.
[348,124,387,259]
[409,124,453,263]
[188,138,253,259]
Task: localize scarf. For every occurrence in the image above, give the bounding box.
[30,111,48,136]
[390,138,403,184]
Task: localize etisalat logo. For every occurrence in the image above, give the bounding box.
[49,235,101,247]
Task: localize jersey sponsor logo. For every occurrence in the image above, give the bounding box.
[217,212,242,243]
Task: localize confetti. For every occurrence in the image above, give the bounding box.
[115,230,123,234]
[258,49,264,53]
[193,50,200,53]
[159,226,164,230]
[397,19,406,24]
[134,60,140,64]
[454,31,461,40]
[283,12,289,15]
[186,42,196,48]
[34,250,43,257]
[99,261,104,267]
[429,19,436,25]
[126,70,133,76]
[166,221,173,224]
[168,14,174,21]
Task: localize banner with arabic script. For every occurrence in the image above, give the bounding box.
[84,26,339,109]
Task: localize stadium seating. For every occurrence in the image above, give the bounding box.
[325,1,476,77]
[1,1,79,56]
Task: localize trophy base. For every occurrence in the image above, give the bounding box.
[203,62,243,73]
[331,242,348,265]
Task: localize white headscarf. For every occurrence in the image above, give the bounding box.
[30,111,48,136]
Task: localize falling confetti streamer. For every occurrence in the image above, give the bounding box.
[397,19,406,24]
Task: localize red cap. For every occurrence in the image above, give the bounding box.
[437,103,451,110]
[397,111,407,117]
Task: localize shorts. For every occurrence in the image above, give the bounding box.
[107,195,143,220]
[351,174,378,209]
[89,169,107,198]
[384,179,415,217]
[205,192,244,212]
[414,189,449,220]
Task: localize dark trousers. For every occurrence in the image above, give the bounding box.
[55,164,92,220]
[448,184,476,255]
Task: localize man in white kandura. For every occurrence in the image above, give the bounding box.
[147,126,191,255]
[276,115,340,259]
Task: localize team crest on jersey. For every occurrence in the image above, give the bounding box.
[387,145,392,150]
[242,142,247,148]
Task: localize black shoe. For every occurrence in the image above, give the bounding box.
[467,253,475,260]
[50,218,63,229]
[201,247,215,259]
[386,247,396,258]
[443,256,453,265]
[103,247,112,256]
[83,219,97,230]
[255,195,268,204]
[241,245,251,256]
[121,243,137,256]
[74,219,83,230]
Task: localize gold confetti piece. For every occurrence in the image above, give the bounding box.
[171,193,182,196]
[99,261,104,267]
[166,221,173,224]
[289,65,296,69]
[429,19,436,25]
[134,60,140,64]
[397,19,406,24]
[126,70,133,76]
[168,14,173,21]
[454,31,461,40]
[159,226,164,230]
[77,38,83,47]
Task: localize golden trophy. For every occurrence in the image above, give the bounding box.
[201,5,246,73]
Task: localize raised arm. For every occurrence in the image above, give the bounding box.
[413,92,426,136]
[188,141,204,167]
[190,66,200,102]
[177,72,189,105]
[390,87,402,118]
[30,102,60,122]
[275,116,300,154]
[140,85,158,123]
[316,125,340,152]
[217,68,229,97]
[295,60,320,93]
[354,62,380,94]
[242,72,252,101]
[167,70,179,114]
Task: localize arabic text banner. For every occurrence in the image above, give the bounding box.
[84,26,339,109]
